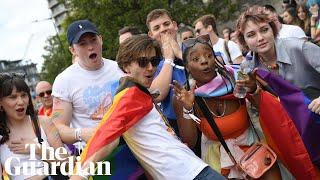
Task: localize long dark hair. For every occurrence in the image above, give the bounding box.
[0,73,37,144]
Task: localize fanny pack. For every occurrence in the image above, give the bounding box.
[195,96,277,179]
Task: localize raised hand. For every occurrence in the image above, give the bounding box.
[236,69,258,93]
[160,32,175,60]
[172,80,196,110]
[166,29,182,60]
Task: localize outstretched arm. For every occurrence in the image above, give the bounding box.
[70,138,120,180]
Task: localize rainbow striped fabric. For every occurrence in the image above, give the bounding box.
[80,77,153,179]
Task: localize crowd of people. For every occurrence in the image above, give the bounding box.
[0,1,320,180]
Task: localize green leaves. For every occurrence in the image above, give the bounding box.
[41,0,238,82]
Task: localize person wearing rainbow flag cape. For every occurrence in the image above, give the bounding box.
[70,35,224,180]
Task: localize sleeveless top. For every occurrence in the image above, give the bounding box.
[0,125,50,180]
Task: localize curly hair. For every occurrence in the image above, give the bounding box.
[116,34,162,73]
[236,5,278,49]
[0,73,37,144]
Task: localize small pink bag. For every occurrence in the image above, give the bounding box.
[238,143,277,179]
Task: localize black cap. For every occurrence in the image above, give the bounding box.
[67,19,99,45]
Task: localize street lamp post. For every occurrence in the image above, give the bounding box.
[32,17,66,55]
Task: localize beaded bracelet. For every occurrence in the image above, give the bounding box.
[183,107,193,119]
[182,107,201,124]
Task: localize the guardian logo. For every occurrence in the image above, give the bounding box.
[4,144,111,177]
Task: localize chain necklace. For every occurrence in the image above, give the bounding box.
[202,97,226,117]
[153,103,180,139]
[258,55,279,72]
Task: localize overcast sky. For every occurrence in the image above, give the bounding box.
[0,0,56,70]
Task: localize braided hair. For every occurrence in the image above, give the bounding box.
[182,42,235,91]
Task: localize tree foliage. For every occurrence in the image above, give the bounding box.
[41,35,71,83]
[41,0,238,82]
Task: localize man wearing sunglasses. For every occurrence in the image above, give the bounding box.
[194,14,244,64]
[36,81,53,117]
[70,34,225,180]
[146,9,186,134]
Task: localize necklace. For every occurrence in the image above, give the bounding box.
[202,97,226,117]
[258,55,279,72]
[153,103,179,138]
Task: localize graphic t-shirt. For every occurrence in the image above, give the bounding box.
[52,59,124,130]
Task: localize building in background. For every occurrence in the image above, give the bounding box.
[0,60,40,98]
[47,0,69,33]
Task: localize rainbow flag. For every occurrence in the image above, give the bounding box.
[90,144,144,180]
[80,77,153,179]
[256,69,320,179]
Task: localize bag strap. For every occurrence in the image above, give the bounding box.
[246,110,261,142]
[194,96,237,165]
[224,40,233,65]
[31,111,43,144]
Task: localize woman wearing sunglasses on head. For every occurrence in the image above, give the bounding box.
[70,35,225,180]
[0,73,67,180]
[172,34,282,179]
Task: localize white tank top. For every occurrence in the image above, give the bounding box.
[0,126,50,180]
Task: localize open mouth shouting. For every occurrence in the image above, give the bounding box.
[16,107,26,116]
[89,53,97,60]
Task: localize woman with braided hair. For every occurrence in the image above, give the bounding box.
[172,34,281,179]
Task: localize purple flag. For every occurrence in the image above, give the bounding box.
[257,69,320,168]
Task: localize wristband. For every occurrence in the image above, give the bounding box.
[183,107,193,119]
[164,59,175,67]
[183,107,193,114]
[75,128,82,142]
[182,107,200,124]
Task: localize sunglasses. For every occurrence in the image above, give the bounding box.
[1,72,26,79]
[181,34,212,53]
[136,56,162,68]
[38,90,52,97]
